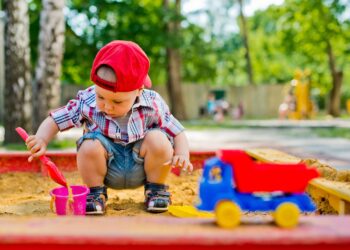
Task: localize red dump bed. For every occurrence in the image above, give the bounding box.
[219,150,320,193]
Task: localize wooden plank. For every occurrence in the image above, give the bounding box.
[308,179,350,215]
[310,179,350,203]
[246,148,301,163]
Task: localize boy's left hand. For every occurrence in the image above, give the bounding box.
[171,155,193,172]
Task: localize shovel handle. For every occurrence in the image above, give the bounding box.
[15,127,29,141]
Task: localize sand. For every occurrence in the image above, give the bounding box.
[302,158,350,182]
[0,170,200,217]
[1,156,349,217]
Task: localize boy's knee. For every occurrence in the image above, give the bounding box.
[140,130,173,156]
[78,139,107,158]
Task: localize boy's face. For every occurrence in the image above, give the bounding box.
[95,85,142,118]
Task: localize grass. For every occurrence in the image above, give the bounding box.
[183,119,248,130]
[312,127,350,140]
[2,139,76,151]
[184,119,350,140]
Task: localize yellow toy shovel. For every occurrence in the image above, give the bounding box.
[168,205,214,218]
[160,163,212,218]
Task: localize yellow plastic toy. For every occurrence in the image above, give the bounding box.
[273,202,300,228]
[168,205,214,218]
[287,69,315,120]
[215,201,241,228]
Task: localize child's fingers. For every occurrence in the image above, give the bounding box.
[171,156,179,167]
[186,162,194,172]
[31,144,46,156]
[30,144,40,154]
[31,147,46,159]
[25,137,46,162]
[171,156,193,173]
[25,136,36,145]
[175,158,190,171]
[28,155,33,162]
[183,161,193,172]
[26,140,36,151]
[177,158,185,167]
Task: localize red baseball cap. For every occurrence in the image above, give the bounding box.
[90,40,152,92]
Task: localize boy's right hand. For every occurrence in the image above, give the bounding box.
[25,136,47,162]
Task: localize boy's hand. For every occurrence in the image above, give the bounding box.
[25,136,47,162]
[171,155,193,172]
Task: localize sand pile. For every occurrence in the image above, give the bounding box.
[302,158,350,182]
[0,170,201,217]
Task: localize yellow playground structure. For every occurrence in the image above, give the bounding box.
[279,69,315,120]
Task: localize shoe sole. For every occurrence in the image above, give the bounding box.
[86,211,105,215]
[147,207,168,213]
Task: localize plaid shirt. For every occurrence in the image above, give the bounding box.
[50,86,184,144]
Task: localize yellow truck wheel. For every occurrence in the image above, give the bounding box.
[274,202,300,228]
[215,201,241,228]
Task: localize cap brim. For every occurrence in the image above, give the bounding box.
[143,75,152,88]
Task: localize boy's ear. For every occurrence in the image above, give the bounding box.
[137,87,144,96]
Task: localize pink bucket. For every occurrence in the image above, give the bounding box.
[50,185,89,216]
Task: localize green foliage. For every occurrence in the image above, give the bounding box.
[25,0,350,106]
[181,23,218,83]
[277,0,350,109]
[63,0,166,85]
[46,0,216,86]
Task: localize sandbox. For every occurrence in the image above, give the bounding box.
[0,170,201,217]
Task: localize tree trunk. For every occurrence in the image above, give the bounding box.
[33,0,65,131]
[0,13,5,124]
[238,0,254,85]
[4,0,32,143]
[163,0,187,120]
[326,41,342,117]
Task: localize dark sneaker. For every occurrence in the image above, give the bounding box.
[86,186,108,215]
[144,182,171,213]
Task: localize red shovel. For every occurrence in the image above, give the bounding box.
[15,127,67,187]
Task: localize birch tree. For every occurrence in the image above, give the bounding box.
[33,0,65,130]
[4,0,32,143]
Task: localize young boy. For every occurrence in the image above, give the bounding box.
[25,40,193,215]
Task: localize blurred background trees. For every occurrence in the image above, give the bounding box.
[58,0,349,112]
[164,0,187,120]
[278,0,349,117]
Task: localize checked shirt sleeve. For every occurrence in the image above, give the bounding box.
[50,90,85,131]
[155,93,185,138]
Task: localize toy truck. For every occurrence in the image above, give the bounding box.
[196,150,320,228]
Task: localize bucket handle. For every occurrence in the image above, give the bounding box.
[50,195,56,214]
